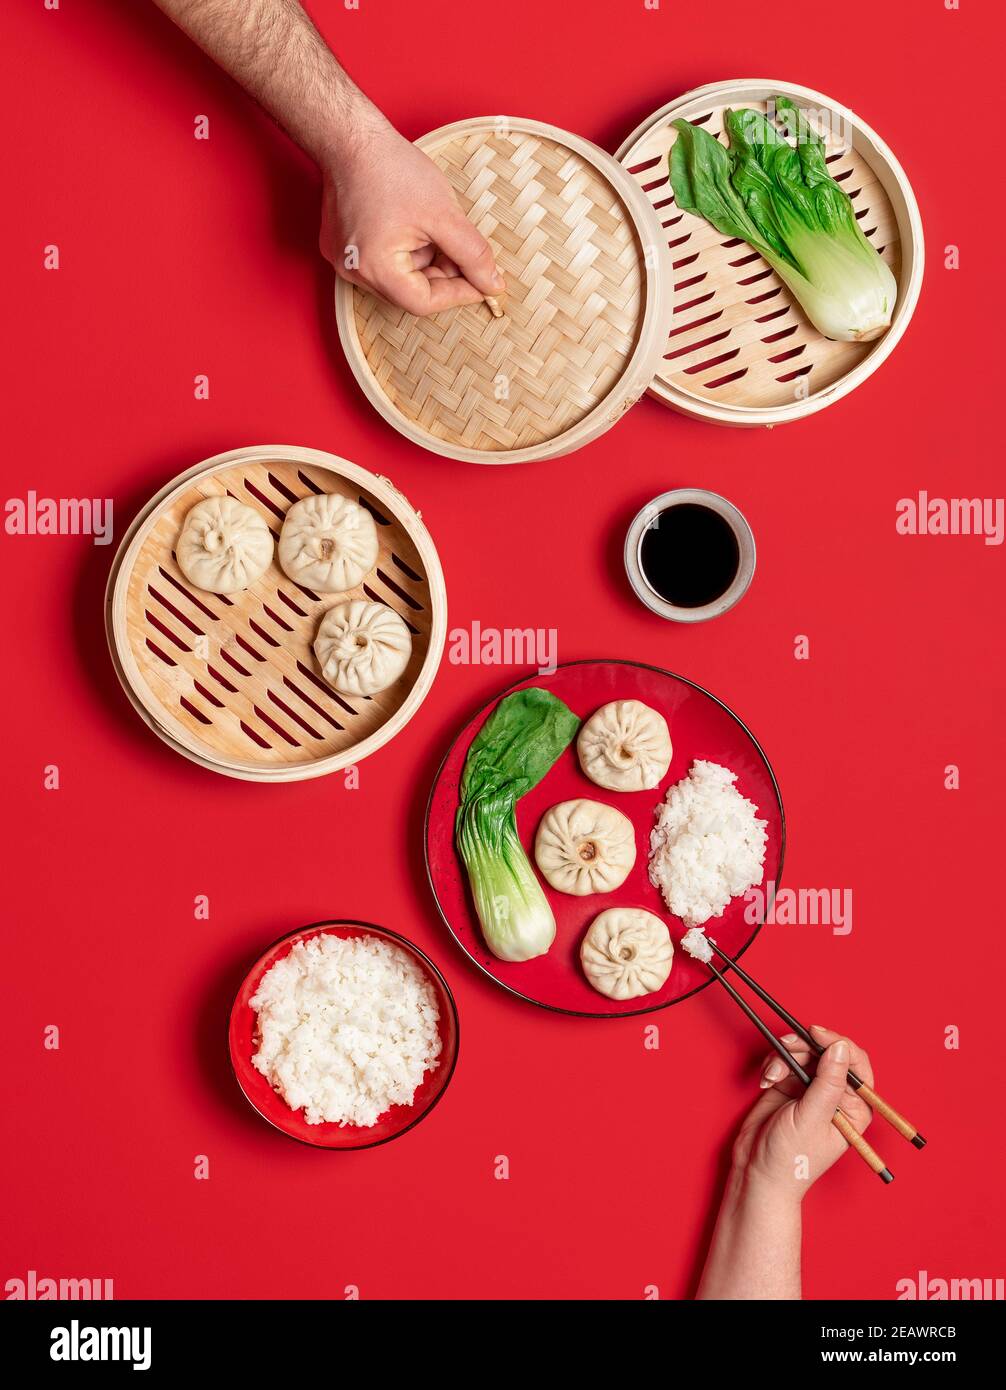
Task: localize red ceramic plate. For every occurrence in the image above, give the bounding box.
[228,921,460,1148]
[426,661,784,1017]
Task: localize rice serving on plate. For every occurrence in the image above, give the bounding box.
[649,760,767,928]
[250,933,442,1127]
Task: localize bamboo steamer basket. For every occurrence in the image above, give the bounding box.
[105,445,447,782]
[615,80,924,426]
[336,117,675,463]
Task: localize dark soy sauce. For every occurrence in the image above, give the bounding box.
[639,503,740,608]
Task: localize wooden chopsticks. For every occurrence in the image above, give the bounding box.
[709,939,926,1150]
[700,938,926,1184]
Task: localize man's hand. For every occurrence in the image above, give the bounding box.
[151,0,502,317]
[321,122,504,316]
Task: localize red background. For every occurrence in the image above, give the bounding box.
[2,0,1003,1300]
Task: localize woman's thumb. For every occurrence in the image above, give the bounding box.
[796,1038,850,1127]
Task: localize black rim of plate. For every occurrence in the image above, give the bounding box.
[423,658,786,1019]
[229,919,461,1150]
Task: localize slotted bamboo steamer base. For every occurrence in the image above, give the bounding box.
[616,80,924,426]
[105,446,447,782]
[336,117,674,463]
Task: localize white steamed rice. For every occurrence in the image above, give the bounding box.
[250,933,442,1127]
[681,927,714,963]
[649,760,767,928]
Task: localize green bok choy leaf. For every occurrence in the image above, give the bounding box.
[456,688,579,962]
[670,97,897,342]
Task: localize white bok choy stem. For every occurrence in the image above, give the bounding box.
[670,97,897,343]
[455,688,580,963]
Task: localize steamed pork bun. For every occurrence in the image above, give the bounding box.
[534,800,636,896]
[580,908,673,1000]
[176,496,273,594]
[278,492,379,593]
[578,700,672,792]
[314,599,412,697]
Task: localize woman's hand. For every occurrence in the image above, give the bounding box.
[697,1025,876,1299]
[320,120,505,316]
[734,1024,874,1198]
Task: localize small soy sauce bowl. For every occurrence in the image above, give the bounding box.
[624,488,756,623]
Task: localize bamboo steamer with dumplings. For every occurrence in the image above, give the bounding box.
[105,445,447,782]
[615,79,924,427]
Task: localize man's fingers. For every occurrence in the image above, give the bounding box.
[372,265,483,316]
[347,218,502,313]
[430,210,504,296]
[409,245,463,278]
[421,252,463,282]
[353,240,493,316]
[809,1024,873,1088]
[424,251,462,281]
[795,1038,852,1128]
[422,273,485,312]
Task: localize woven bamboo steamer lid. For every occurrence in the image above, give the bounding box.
[105,445,447,783]
[336,116,675,463]
[616,80,924,427]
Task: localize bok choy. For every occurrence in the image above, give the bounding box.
[670,97,897,342]
[456,687,579,962]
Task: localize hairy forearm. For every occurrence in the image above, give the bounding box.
[152,0,387,165]
[152,0,500,311]
[696,1169,802,1300]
